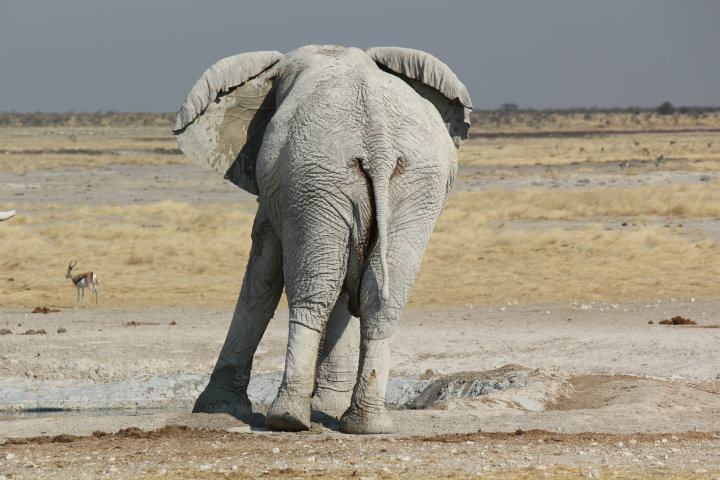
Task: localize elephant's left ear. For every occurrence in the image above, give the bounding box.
[173,51,283,195]
[367,47,473,147]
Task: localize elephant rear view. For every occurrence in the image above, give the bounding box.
[174,45,472,434]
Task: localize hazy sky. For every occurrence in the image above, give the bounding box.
[1,0,718,111]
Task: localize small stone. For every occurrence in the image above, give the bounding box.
[198,464,212,471]
[227,426,251,434]
[615,442,624,448]
[5,453,16,460]
[271,447,280,454]
[535,465,547,471]
[661,438,668,443]
[464,441,475,445]
[158,467,167,475]
[694,468,708,474]
[57,327,67,333]
[105,465,118,474]
[587,468,599,478]
[307,456,316,462]
[231,465,238,471]
[398,455,411,462]
[629,439,637,445]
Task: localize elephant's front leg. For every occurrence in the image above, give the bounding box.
[193,203,283,417]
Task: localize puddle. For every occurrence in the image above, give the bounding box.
[0,366,570,420]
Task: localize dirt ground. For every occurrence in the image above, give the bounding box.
[1,115,720,478]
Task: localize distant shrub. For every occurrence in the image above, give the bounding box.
[656,101,675,115]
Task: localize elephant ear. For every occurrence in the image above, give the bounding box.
[173,51,283,195]
[367,47,473,147]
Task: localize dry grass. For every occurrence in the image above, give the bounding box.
[2,116,720,309]
[2,185,719,309]
[460,132,720,168]
[451,183,720,221]
[470,110,720,134]
[0,152,185,173]
[0,126,182,173]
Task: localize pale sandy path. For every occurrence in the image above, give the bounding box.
[1,300,718,383]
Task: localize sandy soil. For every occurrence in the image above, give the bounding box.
[1,302,720,479]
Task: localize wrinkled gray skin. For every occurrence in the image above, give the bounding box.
[174,45,472,434]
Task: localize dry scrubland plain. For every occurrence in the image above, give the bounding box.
[1,112,720,308]
[1,111,720,478]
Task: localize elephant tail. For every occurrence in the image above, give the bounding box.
[371,174,391,301]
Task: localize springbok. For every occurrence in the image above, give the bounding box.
[66,260,99,307]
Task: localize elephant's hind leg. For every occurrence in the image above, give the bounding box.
[266,221,349,431]
[341,202,442,434]
[311,291,360,414]
[193,202,283,418]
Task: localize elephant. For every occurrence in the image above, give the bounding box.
[173,45,472,434]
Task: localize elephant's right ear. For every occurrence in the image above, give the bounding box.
[173,51,283,195]
[367,47,472,147]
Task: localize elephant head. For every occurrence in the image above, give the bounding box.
[174,45,471,434]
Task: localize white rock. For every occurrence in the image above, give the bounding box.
[158,467,167,475]
[227,426,251,434]
[694,468,708,474]
[307,456,316,462]
[271,447,280,454]
[4,453,15,460]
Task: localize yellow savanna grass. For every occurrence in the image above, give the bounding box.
[2,185,719,309]
[448,183,720,222]
[460,132,720,168]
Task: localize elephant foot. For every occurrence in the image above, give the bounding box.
[339,404,393,434]
[266,394,311,431]
[311,386,352,414]
[192,384,252,418]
